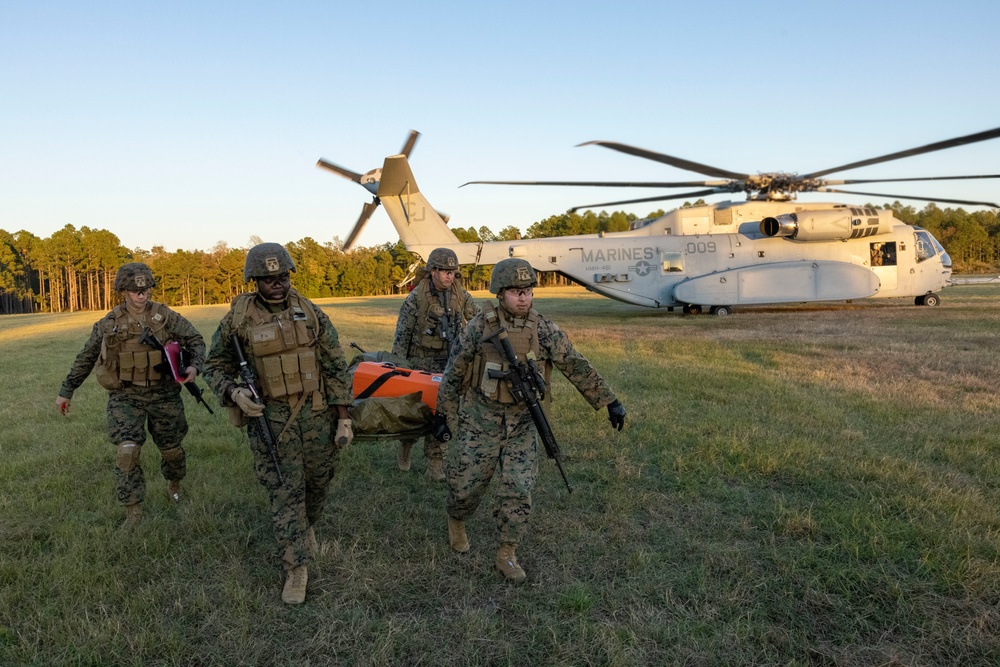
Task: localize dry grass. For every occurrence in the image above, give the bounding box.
[3,284,1000,665]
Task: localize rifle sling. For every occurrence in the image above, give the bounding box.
[275,392,308,445]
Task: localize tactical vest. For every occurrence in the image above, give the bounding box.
[95,302,170,390]
[471,302,551,404]
[230,289,324,404]
[411,279,469,358]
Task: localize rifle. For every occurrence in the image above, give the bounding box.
[485,328,572,493]
[423,288,456,360]
[138,329,214,414]
[230,333,283,483]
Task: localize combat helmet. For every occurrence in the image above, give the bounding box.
[244,243,296,282]
[114,262,156,292]
[426,247,459,271]
[489,258,537,294]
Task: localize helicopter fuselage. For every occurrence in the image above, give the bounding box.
[495,200,951,308]
[327,151,954,312]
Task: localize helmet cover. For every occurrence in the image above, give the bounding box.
[114,263,156,292]
[244,243,296,282]
[489,258,537,294]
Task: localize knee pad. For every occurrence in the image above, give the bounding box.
[116,441,142,473]
[160,445,185,464]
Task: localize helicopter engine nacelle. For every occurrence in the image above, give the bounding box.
[760,210,887,242]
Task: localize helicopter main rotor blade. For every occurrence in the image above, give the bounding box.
[316,159,365,183]
[578,141,750,181]
[802,126,1000,179]
[821,174,1000,186]
[461,179,726,189]
[817,187,1000,209]
[569,188,729,213]
[400,130,420,158]
[343,199,381,251]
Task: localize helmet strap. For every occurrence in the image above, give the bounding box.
[258,292,287,306]
[497,297,516,318]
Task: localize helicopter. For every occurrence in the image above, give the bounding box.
[317,128,1000,315]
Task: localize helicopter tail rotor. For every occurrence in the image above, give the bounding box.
[316,159,365,183]
[341,200,381,251]
[318,130,421,251]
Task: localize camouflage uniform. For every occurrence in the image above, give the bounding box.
[202,288,352,573]
[58,299,205,507]
[439,302,618,548]
[392,277,479,373]
[392,267,479,464]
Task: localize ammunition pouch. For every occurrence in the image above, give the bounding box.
[117,348,164,385]
[95,337,124,390]
[116,442,141,473]
[95,366,123,390]
[257,348,321,399]
[416,332,448,351]
[238,292,323,403]
[480,361,503,397]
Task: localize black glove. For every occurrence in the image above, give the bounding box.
[607,399,626,431]
[431,413,452,442]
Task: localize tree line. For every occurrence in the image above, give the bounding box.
[1,203,998,314]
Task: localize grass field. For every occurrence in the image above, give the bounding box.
[3,285,1000,666]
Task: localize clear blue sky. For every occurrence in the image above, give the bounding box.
[2,1,998,253]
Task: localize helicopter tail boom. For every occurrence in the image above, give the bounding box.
[377,154,460,252]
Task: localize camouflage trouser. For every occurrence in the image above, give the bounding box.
[445,400,537,546]
[107,384,188,506]
[247,397,342,572]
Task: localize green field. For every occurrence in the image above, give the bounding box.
[3,286,1000,666]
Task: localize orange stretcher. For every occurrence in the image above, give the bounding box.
[352,361,442,412]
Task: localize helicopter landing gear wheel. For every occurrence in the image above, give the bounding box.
[710,305,732,317]
[922,293,941,307]
[683,303,702,315]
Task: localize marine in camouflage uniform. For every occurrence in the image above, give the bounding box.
[202,243,353,605]
[391,248,480,480]
[439,258,627,581]
[55,262,206,528]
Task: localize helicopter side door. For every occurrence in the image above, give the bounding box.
[869,240,899,291]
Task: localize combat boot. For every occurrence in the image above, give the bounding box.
[426,457,445,482]
[282,565,308,604]
[397,441,413,471]
[166,480,182,503]
[496,543,526,582]
[447,515,470,553]
[121,503,142,530]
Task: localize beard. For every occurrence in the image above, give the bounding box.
[499,298,530,318]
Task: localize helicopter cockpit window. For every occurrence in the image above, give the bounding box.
[661,252,684,273]
[870,241,897,267]
[914,231,937,263]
